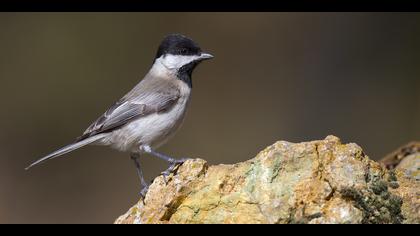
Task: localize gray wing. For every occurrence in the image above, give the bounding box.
[76,77,180,141]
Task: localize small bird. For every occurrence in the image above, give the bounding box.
[26,34,213,196]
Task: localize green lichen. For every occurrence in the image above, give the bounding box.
[340,174,404,224]
[386,170,400,189]
[388,181,400,189]
[370,180,388,195]
[388,170,398,182]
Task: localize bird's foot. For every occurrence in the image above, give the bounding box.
[161,157,191,184]
[139,184,150,203]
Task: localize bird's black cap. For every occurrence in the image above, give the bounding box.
[155,34,202,59]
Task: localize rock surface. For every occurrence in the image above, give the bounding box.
[381,141,420,170]
[396,154,420,181]
[380,141,420,182]
[115,136,420,224]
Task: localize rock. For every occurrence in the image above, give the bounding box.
[379,141,420,224]
[380,141,420,182]
[396,154,420,181]
[381,141,420,170]
[115,136,420,224]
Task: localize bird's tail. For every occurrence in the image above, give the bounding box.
[25,133,108,170]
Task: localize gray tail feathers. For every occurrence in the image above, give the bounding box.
[25,133,108,170]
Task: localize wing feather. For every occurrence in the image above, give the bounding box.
[76,77,180,141]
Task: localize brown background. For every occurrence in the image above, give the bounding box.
[0,13,419,223]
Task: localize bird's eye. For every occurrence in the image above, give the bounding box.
[180,49,187,54]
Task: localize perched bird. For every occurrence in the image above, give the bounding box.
[26,34,213,196]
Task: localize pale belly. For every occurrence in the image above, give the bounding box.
[98,98,189,152]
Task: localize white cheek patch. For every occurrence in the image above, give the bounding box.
[158,54,200,70]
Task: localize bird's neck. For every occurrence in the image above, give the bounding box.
[150,58,194,88]
[177,65,193,88]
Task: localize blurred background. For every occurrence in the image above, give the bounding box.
[0,13,419,223]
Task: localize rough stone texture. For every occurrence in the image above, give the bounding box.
[381,141,420,170]
[396,154,420,181]
[378,141,420,224]
[115,136,420,224]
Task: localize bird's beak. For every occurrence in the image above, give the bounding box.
[199,53,214,61]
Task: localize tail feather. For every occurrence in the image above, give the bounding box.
[25,133,107,170]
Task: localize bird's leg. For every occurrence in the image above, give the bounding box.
[141,145,190,183]
[130,153,150,199]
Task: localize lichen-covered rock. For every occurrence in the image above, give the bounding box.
[115,136,420,224]
[389,169,420,224]
[396,153,420,181]
[381,141,420,171]
[379,141,420,224]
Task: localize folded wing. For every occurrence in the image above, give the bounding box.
[77,78,180,141]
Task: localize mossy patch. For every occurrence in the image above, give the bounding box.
[340,174,404,224]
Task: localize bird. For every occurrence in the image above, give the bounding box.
[26,33,214,197]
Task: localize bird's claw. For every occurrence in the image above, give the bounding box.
[139,184,150,203]
[170,157,191,164]
[161,157,191,184]
[161,163,177,184]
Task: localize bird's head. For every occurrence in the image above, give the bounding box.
[153,34,213,80]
